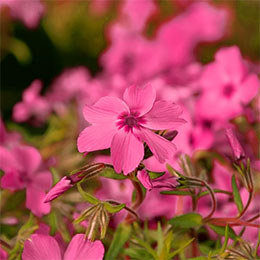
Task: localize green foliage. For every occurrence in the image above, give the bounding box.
[169,213,203,229]
[231,175,243,213]
[103,202,125,213]
[99,167,127,180]
[208,225,237,240]
[77,183,100,204]
[105,223,131,260]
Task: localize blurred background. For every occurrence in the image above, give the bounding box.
[1,0,259,121]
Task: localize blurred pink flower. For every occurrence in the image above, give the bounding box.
[0,0,45,28]
[197,46,260,120]
[0,246,7,260]
[22,234,104,260]
[0,145,52,217]
[77,84,185,174]
[0,118,21,147]
[12,80,51,124]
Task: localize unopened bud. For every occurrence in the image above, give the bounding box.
[44,163,105,203]
[226,128,245,161]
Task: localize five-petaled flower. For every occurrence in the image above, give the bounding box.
[77,84,186,175]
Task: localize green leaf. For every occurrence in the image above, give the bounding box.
[100,167,127,180]
[124,248,152,259]
[169,237,195,258]
[148,171,165,179]
[132,236,159,260]
[169,213,203,229]
[157,222,164,255]
[160,190,192,196]
[48,211,58,235]
[104,202,125,213]
[105,223,131,260]
[208,225,237,240]
[231,175,243,213]
[220,225,230,253]
[77,183,100,204]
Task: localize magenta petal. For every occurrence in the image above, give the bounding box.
[32,171,52,191]
[137,169,153,190]
[136,128,176,163]
[64,234,104,260]
[142,100,186,130]
[123,84,156,116]
[22,234,62,260]
[1,170,24,190]
[0,147,18,171]
[77,125,117,153]
[44,177,73,203]
[26,187,51,217]
[111,129,144,175]
[215,46,245,82]
[83,96,129,125]
[240,74,259,104]
[13,146,41,174]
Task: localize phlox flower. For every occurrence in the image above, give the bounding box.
[77,84,186,175]
[0,145,52,217]
[0,0,44,29]
[197,46,259,120]
[22,234,104,260]
[12,80,50,124]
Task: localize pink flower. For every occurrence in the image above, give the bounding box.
[197,46,260,120]
[0,0,45,29]
[77,84,186,175]
[12,80,50,124]
[22,234,104,260]
[0,145,52,217]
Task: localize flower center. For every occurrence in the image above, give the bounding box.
[223,84,234,98]
[117,112,144,131]
[125,115,138,127]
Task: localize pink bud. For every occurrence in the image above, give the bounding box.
[226,128,245,160]
[137,170,153,191]
[44,177,73,203]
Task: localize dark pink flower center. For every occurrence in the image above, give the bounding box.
[117,112,145,131]
[223,84,235,98]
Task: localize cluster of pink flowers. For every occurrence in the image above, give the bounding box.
[0,0,259,259]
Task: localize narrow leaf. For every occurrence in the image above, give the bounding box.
[77,183,100,204]
[104,202,125,213]
[100,167,127,180]
[232,175,243,213]
[208,225,237,240]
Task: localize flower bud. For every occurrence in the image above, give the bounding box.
[226,128,245,161]
[44,163,104,203]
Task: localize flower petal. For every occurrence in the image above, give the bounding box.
[64,234,104,260]
[0,147,18,171]
[142,101,186,130]
[32,171,52,191]
[13,146,41,174]
[123,84,156,116]
[22,234,62,260]
[240,74,259,104]
[26,187,51,217]
[137,169,153,190]
[77,125,117,153]
[136,128,176,163]
[111,129,144,175]
[83,96,129,125]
